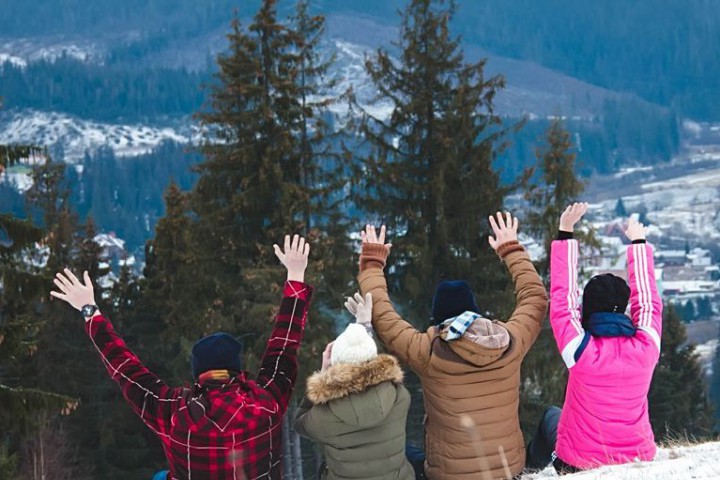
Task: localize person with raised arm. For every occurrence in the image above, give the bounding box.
[50,234,313,480]
[294,292,414,480]
[357,214,548,480]
[525,203,663,474]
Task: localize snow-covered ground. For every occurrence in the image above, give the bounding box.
[0,109,192,162]
[525,442,720,479]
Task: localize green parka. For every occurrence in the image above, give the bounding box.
[294,354,415,480]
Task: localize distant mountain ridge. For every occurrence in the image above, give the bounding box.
[1,0,717,121]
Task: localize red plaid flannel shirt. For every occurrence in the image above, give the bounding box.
[85,281,312,480]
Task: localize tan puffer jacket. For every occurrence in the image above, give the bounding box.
[358,244,548,480]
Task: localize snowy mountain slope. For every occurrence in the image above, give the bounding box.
[0,109,191,162]
[585,156,720,242]
[0,36,103,63]
[525,442,720,479]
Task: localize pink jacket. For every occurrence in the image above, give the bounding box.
[550,240,662,469]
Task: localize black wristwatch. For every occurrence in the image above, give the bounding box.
[81,304,99,318]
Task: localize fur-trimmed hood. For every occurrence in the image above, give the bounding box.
[306,354,403,405]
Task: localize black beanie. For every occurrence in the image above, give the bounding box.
[582,274,630,326]
[431,280,480,325]
[191,333,243,380]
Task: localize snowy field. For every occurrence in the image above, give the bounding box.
[524,442,720,479]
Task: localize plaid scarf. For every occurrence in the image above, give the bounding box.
[439,311,481,341]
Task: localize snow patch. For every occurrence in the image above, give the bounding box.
[0,38,103,64]
[526,442,720,479]
[0,52,27,67]
[0,109,191,162]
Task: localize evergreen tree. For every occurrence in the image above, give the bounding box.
[519,120,602,435]
[696,297,714,320]
[649,303,713,439]
[350,0,522,448]
[524,118,598,276]
[0,212,78,479]
[353,0,517,317]
[142,0,350,395]
[615,197,628,217]
[711,323,720,432]
[138,181,196,384]
[0,146,76,477]
[21,159,108,479]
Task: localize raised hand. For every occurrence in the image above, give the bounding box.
[559,202,588,232]
[273,234,310,283]
[488,211,519,252]
[624,217,647,242]
[361,224,392,249]
[50,269,96,312]
[321,341,334,371]
[344,292,373,328]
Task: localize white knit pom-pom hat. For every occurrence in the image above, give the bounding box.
[330,323,378,365]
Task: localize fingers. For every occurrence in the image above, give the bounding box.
[573,202,588,217]
[297,236,305,254]
[64,268,80,286]
[354,292,364,304]
[487,235,497,249]
[303,241,310,257]
[83,271,91,288]
[365,292,372,305]
[283,235,291,254]
[50,291,67,301]
[361,230,367,243]
[55,272,73,291]
[512,216,519,232]
[495,212,506,229]
[344,299,358,315]
[488,215,499,235]
[378,225,386,244]
[53,278,70,294]
[505,212,512,230]
[273,244,284,261]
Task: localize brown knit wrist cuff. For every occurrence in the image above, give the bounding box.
[496,240,524,259]
[360,243,389,271]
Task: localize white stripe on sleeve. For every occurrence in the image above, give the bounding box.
[561,333,587,368]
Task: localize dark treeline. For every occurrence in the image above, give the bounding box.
[0,59,209,122]
[0,0,715,479]
[499,100,680,182]
[0,0,242,37]
[0,142,200,252]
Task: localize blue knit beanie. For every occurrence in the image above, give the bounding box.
[191,333,243,380]
[431,280,480,325]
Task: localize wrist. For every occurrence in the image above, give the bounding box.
[496,240,524,259]
[80,303,99,318]
[557,230,574,240]
[286,271,305,283]
[359,243,388,272]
